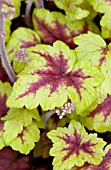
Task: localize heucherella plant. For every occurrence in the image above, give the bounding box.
[1,0,111,169]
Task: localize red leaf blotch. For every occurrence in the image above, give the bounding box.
[58,129,95,162]
[34,15,88,49]
[88,95,111,122]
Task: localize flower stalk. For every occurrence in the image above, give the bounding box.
[0,2,16,83]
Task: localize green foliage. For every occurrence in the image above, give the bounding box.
[53,0,89,21]
[88,0,111,38]
[1,0,111,169]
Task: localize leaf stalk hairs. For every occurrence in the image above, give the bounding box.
[0,1,16,83]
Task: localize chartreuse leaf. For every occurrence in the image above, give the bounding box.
[81,95,111,133]
[0,120,5,149]
[0,81,12,149]
[100,9,111,39]
[47,120,106,170]
[0,81,12,118]
[74,31,111,103]
[10,120,40,154]
[88,0,111,38]
[6,27,41,73]
[53,0,89,21]
[80,0,97,21]
[11,0,22,18]
[72,144,111,169]
[88,0,110,13]
[7,41,103,114]
[1,108,40,145]
[74,31,107,65]
[3,0,22,42]
[4,19,11,43]
[32,8,99,49]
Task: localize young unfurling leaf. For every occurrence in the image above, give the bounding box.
[47,120,106,170]
[7,41,103,114]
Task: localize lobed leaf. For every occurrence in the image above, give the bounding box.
[53,0,89,21]
[72,144,111,170]
[7,41,103,114]
[6,27,41,73]
[47,120,106,170]
[2,108,40,145]
[0,81,12,118]
[32,8,99,49]
[88,0,111,38]
[81,95,111,132]
[88,0,111,13]
[74,31,111,103]
[10,120,40,154]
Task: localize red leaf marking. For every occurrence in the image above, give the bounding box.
[34,15,88,49]
[98,47,108,67]
[75,148,111,170]
[16,52,91,100]
[0,94,9,118]
[0,120,4,133]
[18,127,28,144]
[19,33,41,48]
[58,129,96,161]
[105,0,111,3]
[88,95,111,122]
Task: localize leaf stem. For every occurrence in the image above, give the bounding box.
[35,0,44,8]
[43,109,56,128]
[25,0,33,28]
[0,2,16,83]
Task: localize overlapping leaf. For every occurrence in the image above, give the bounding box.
[88,0,111,38]
[7,41,103,114]
[2,108,40,145]
[0,81,12,149]
[6,27,41,73]
[47,120,106,170]
[53,0,89,21]
[72,144,111,170]
[0,81,12,118]
[3,0,22,42]
[10,120,40,154]
[80,95,111,132]
[32,8,99,49]
[74,31,111,103]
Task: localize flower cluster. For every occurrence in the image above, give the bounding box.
[15,48,30,62]
[55,102,76,119]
